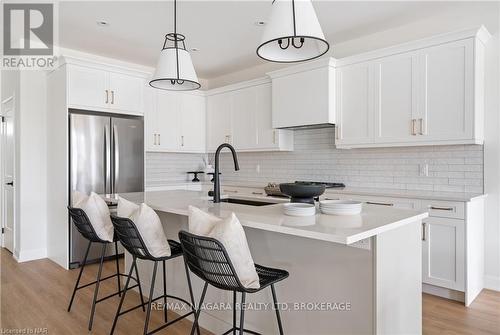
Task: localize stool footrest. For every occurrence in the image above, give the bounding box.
[76,272,139,291]
[146,310,195,335]
[118,293,194,317]
[222,327,262,335]
[95,283,140,303]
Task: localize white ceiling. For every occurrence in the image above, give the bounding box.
[59,1,476,79]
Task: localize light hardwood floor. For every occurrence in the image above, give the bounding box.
[1,249,499,334]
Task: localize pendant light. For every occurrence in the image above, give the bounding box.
[150,0,200,90]
[257,0,329,63]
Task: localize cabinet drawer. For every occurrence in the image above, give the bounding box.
[421,200,464,219]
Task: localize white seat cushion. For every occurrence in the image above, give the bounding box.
[188,206,260,289]
[72,191,114,242]
[117,197,171,258]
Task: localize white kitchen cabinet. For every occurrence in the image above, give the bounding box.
[335,63,373,146]
[268,58,335,129]
[108,72,143,113]
[145,90,206,153]
[373,52,419,143]
[334,27,488,148]
[422,217,465,292]
[67,64,144,115]
[179,94,206,152]
[416,39,474,142]
[232,86,258,150]
[156,90,181,151]
[206,80,293,152]
[207,92,233,151]
[322,189,484,305]
[67,65,108,110]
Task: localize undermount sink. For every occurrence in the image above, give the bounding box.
[219,197,277,206]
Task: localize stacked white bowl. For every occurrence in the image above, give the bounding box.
[283,203,316,217]
[319,200,362,215]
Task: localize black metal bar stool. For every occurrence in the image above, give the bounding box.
[178,230,289,335]
[110,215,200,335]
[67,207,146,331]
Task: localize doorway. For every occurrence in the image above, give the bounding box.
[1,95,15,253]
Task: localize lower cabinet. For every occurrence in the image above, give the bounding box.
[322,191,484,305]
[422,217,465,291]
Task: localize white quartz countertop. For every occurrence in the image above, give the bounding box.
[114,190,429,245]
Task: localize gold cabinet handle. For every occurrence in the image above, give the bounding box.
[252,191,264,195]
[105,90,109,104]
[158,134,160,146]
[224,189,238,193]
[181,135,184,147]
[419,118,424,135]
[422,222,426,241]
[154,134,157,145]
[111,90,115,104]
[411,119,416,135]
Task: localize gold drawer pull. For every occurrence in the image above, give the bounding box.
[224,189,238,193]
[252,192,263,195]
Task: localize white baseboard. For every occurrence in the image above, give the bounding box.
[484,275,500,291]
[17,248,47,262]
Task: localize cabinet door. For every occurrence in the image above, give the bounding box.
[143,87,158,151]
[256,83,277,148]
[422,217,465,291]
[335,63,373,146]
[108,72,143,114]
[180,94,206,152]
[156,91,180,151]
[374,53,418,143]
[207,92,232,151]
[418,39,474,141]
[232,87,258,150]
[67,65,108,109]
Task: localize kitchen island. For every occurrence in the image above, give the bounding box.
[117,190,428,335]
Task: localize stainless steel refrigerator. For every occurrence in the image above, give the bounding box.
[69,110,144,267]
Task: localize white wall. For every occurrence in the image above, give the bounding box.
[17,71,48,261]
[0,70,48,262]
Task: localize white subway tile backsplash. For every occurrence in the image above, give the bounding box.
[146,128,484,193]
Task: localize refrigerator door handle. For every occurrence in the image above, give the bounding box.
[112,124,119,194]
[104,124,111,195]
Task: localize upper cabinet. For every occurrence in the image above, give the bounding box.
[335,62,373,145]
[66,63,144,115]
[145,88,206,153]
[206,79,293,152]
[335,26,490,149]
[268,58,335,129]
[417,39,474,142]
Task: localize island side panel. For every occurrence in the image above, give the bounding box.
[374,220,422,335]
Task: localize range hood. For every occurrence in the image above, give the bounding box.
[267,58,336,129]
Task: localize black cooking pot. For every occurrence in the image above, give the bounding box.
[279,183,326,204]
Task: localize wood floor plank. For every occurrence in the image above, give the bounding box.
[1,249,499,334]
